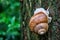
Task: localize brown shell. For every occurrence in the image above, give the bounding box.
[29,12,48,31]
[34,23,48,33]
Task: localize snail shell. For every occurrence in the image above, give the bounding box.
[29,8,52,35]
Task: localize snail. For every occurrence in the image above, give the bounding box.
[29,8,52,35]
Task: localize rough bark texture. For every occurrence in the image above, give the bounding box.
[20,0,59,40]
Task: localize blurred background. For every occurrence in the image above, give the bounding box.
[0,0,21,40]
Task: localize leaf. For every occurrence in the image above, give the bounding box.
[10,16,15,25]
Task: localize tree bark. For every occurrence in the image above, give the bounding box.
[22,0,58,40]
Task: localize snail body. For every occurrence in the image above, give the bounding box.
[29,8,52,35]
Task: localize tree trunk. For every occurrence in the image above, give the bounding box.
[21,0,59,40]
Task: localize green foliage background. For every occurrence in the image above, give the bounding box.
[0,0,21,40]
